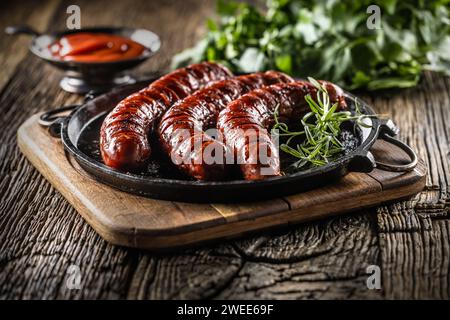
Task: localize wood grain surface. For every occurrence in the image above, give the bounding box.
[0,0,449,299]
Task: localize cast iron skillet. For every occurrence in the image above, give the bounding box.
[39,80,417,203]
[5,25,161,93]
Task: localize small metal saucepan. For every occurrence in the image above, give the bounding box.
[5,25,161,94]
[38,80,418,203]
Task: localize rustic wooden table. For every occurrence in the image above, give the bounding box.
[0,0,449,299]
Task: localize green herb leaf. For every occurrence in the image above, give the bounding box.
[236,47,267,73]
[272,78,376,170]
[172,0,450,91]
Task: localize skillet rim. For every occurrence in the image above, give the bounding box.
[60,81,381,189]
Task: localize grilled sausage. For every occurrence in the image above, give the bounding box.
[100,62,232,171]
[217,81,347,180]
[158,71,294,180]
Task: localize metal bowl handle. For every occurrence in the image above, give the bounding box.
[348,119,417,173]
[5,25,41,37]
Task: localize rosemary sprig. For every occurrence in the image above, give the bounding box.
[271,77,375,170]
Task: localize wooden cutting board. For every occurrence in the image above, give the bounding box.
[17,114,426,250]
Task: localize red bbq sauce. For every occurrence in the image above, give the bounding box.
[49,33,146,62]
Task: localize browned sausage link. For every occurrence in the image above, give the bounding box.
[217,81,347,180]
[158,71,294,180]
[100,62,233,171]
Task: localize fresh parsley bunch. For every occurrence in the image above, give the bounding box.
[172,0,450,90]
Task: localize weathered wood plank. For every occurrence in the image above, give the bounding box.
[0,0,61,92]
[378,206,449,299]
[0,0,226,299]
[365,73,450,205]
[214,213,382,299]
[127,246,243,299]
[369,73,450,299]
[128,214,382,299]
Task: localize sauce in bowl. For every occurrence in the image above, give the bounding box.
[48,32,147,62]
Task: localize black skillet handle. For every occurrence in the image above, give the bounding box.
[5,25,41,37]
[39,105,80,138]
[39,91,100,137]
[347,151,376,173]
[348,119,417,173]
